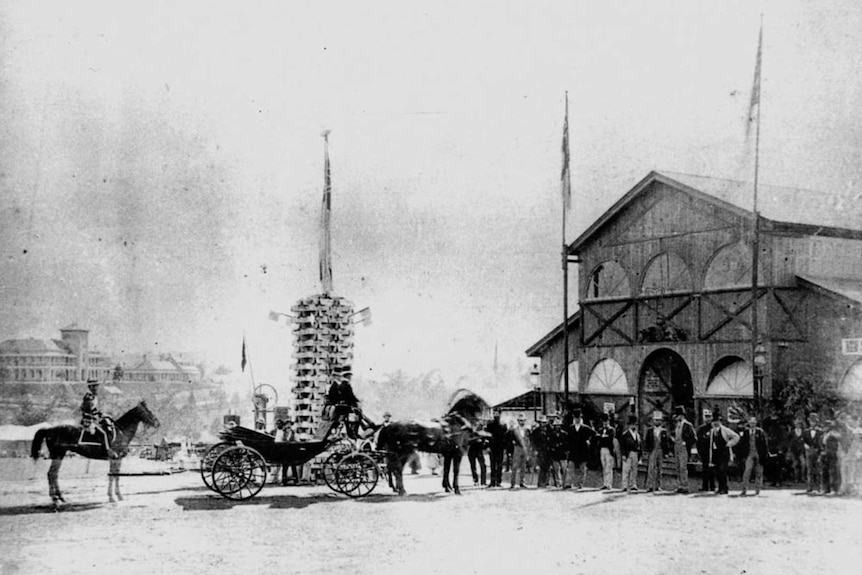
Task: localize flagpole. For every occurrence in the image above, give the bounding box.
[320,130,333,296]
[562,92,571,411]
[750,17,763,414]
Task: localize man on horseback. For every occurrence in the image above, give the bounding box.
[79,380,117,458]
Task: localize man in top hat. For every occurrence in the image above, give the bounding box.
[596,413,619,490]
[564,408,595,489]
[644,412,672,492]
[803,412,824,493]
[619,415,642,492]
[486,409,507,487]
[672,406,697,493]
[705,408,740,494]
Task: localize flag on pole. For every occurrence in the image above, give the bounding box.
[746,21,763,138]
[561,95,572,211]
[241,336,247,372]
[319,130,333,295]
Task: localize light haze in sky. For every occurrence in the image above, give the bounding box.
[2,0,861,395]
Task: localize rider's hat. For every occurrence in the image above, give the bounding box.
[87,379,100,386]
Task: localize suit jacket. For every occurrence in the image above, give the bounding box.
[486,419,508,450]
[803,427,824,453]
[673,419,697,451]
[705,424,740,465]
[566,423,596,463]
[645,425,672,453]
[508,425,532,453]
[736,427,770,460]
[619,428,642,457]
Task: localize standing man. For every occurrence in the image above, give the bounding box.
[596,413,618,490]
[564,409,595,489]
[787,419,807,484]
[532,415,554,488]
[697,414,716,492]
[486,409,507,488]
[706,409,740,495]
[619,416,642,492]
[737,416,771,496]
[803,412,824,493]
[672,406,697,493]
[549,414,568,488]
[821,414,844,495]
[508,414,531,489]
[645,413,671,492]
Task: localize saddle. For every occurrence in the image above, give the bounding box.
[78,417,118,453]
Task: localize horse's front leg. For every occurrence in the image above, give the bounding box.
[442,456,452,492]
[391,456,406,495]
[108,460,123,502]
[452,454,462,495]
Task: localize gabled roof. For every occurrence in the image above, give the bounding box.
[0,338,70,355]
[797,275,862,308]
[525,311,580,357]
[569,171,862,253]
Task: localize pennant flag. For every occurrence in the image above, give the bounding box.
[746,21,763,138]
[319,130,333,295]
[561,96,572,210]
[353,307,372,326]
[241,336,247,372]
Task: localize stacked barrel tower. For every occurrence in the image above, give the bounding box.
[289,294,354,441]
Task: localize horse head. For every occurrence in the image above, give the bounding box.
[136,400,160,429]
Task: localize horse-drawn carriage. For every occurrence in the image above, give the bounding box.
[199,419,387,500]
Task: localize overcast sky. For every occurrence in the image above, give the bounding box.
[2,0,861,395]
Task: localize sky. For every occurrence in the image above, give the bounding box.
[2,0,861,398]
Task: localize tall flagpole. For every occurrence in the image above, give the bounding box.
[320,130,333,295]
[562,92,572,410]
[749,18,764,413]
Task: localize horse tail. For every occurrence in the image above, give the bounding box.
[31,427,48,460]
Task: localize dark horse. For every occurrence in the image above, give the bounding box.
[376,389,488,495]
[31,400,160,507]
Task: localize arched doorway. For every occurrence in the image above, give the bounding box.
[638,349,693,420]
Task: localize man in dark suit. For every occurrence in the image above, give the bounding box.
[672,406,697,493]
[486,409,507,488]
[737,415,771,496]
[619,415,642,492]
[564,409,595,489]
[803,412,824,493]
[697,414,715,492]
[596,413,618,490]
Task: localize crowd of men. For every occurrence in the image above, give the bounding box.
[467,406,862,497]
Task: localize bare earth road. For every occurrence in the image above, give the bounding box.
[2,457,861,575]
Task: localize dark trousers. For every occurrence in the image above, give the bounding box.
[713,459,729,493]
[822,452,841,493]
[490,448,504,486]
[701,461,715,491]
[468,449,487,485]
[537,452,556,487]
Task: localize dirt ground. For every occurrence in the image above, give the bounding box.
[1,456,862,575]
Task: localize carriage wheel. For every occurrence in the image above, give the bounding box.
[322,451,349,494]
[200,442,232,492]
[211,446,267,501]
[335,453,379,498]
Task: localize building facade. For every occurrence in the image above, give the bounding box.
[528,172,862,425]
[0,325,113,384]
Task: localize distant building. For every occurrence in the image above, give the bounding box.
[122,354,201,385]
[527,171,862,425]
[0,325,113,384]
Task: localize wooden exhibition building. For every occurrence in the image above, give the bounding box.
[527,171,862,424]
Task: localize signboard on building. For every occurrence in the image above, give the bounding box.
[603,402,615,415]
[842,338,862,355]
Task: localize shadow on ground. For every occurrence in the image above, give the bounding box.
[0,502,105,516]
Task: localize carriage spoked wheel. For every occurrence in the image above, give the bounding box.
[322,450,350,493]
[200,442,233,492]
[211,445,267,500]
[334,452,379,498]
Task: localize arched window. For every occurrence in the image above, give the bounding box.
[641,253,693,295]
[586,359,628,394]
[585,261,630,300]
[706,357,753,396]
[840,360,862,399]
[704,243,752,290]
